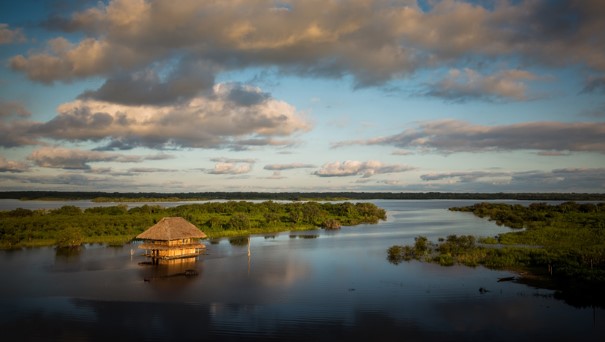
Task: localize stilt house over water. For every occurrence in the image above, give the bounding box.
[137,217,207,262]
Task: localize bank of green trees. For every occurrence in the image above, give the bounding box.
[388,202,605,305]
[0,201,386,249]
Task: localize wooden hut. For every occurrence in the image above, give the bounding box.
[137,217,207,263]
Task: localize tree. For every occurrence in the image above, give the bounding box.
[228,213,251,230]
[55,226,83,248]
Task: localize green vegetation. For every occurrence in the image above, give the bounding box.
[0,201,386,249]
[388,202,605,306]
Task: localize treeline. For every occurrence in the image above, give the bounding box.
[0,201,386,249]
[388,202,605,306]
[2,191,605,201]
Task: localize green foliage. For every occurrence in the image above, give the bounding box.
[55,226,83,248]
[0,201,386,248]
[391,201,605,288]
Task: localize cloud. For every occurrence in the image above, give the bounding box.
[206,156,256,175]
[0,156,29,173]
[207,163,253,175]
[127,167,177,173]
[27,146,151,170]
[424,68,537,102]
[417,168,605,192]
[210,157,256,164]
[28,83,310,150]
[10,0,605,91]
[420,171,511,183]
[313,160,414,178]
[0,23,26,44]
[79,60,216,105]
[334,120,605,154]
[264,163,316,171]
[0,119,42,148]
[391,149,413,156]
[264,171,287,179]
[0,100,31,118]
[582,75,605,94]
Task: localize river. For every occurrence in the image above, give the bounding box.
[0,200,603,341]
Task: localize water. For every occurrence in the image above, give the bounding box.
[1,200,604,341]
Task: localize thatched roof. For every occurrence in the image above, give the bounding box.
[136,217,207,241]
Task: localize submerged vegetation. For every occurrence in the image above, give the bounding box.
[388,202,605,306]
[0,201,386,249]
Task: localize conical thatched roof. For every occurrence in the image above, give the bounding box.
[136,217,207,241]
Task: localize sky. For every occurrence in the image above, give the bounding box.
[0,0,604,193]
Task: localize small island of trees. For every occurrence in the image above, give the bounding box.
[387,201,605,306]
[0,201,386,249]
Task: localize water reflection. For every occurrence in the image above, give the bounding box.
[1,296,601,341]
[289,234,319,239]
[55,246,83,260]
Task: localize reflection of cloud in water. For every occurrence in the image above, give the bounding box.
[255,257,311,288]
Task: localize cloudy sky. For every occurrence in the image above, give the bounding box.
[0,0,604,193]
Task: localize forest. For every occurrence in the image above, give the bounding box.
[0,201,386,249]
[388,202,605,305]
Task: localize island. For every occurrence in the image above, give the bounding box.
[387,201,605,306]
[0,201,386,249]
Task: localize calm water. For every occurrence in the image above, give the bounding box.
[1,200,603,341]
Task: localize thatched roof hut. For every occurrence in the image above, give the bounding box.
[137,217,207,241]
[137,217,207,262]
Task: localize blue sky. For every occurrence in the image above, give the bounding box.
[0,0,604,193]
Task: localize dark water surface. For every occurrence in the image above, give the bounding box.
[1,200,604,341]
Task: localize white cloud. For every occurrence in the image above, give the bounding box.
[28,83,310,150]
[207,157,255,175]
[313,160,414,178]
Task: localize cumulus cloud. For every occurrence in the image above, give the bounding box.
[0,100,31,118]
[207,162,253,175]
[424,68,537,102]
[334,120,605,154]
[27,146,152,170]
[0,23,26,44]
[0,156,29,173]
[264,162,316,171]
[313,160,414,178]
[10,0,605,92]
[28,83,310,150]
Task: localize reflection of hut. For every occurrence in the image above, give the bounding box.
[137,217,207,264]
